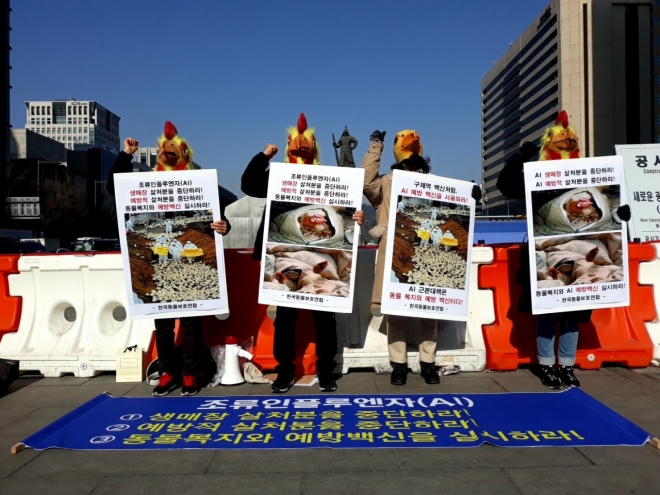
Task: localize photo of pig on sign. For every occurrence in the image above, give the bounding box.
[113,169,229,320]
[380,170,476,321]
[523,156,630,315]
[258,162,365,313]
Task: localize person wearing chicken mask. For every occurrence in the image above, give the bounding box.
[497,111,631,389]
[362,129,482,386]
[241,113,366,394]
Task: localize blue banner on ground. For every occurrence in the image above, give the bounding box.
[19,389,650,450]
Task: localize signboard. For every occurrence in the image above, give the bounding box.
[258,163,364,313]
[381,170,476,321]
[614,144,660,242]
[113,169,229,319]
[523,156,629,314]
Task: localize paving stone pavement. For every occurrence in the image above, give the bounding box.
[1,367,660,495]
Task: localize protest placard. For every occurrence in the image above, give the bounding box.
[615,144,660,242]
[523,156,629,314]
[113,169,229,319]
[380,170,476,321]
[258,163,364,313]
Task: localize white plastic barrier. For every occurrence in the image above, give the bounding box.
[639,242,660,364]
[0,254,155,377]
[336,247,494,373]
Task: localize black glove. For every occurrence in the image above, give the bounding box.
[370,130,386,143]
[616,204,631,222]
[520,141,540,161]
[471,184,482,203]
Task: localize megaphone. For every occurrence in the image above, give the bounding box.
[220,336,254,386]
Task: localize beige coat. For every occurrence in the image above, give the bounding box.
[362,141,391,304]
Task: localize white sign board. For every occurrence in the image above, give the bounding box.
[113,169,229,319]
[258,162,364,313]
[614,144,660,242]
[381,170,476,321]
[523,156,629,314]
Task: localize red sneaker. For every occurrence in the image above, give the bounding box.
[181,375,200,396]
[152,372,179,397]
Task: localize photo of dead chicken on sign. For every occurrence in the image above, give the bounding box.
[113,169,229,319]
[524,156,630,314]
[258,162,365,313]
[381,171,476,321]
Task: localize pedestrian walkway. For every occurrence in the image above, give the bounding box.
[1,367,660,494]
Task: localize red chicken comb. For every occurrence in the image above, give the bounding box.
[297,113,308,134]
[164,121,178,140]
[555,110,569,129]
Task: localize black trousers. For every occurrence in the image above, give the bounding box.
[155,316,202,377]
[273,307,337,376]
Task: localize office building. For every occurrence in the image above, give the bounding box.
[24,99,120,152]
[481,0,654,215]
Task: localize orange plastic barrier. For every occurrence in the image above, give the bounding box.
[146,249,319,376]
[479,243,656,370]
[0,255,22,343]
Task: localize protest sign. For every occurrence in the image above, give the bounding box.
[113,169,229,319]
[614,144,660,242]
[258,163,364,313]
[523,156,629,314]
[381,171,476,321]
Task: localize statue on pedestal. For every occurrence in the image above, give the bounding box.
[332,127,358,168]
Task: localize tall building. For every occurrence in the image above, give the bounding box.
[133,147,158,168]
[24,99,120,152]
[481,0,654,215]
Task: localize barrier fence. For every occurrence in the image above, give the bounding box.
[1,241,659,376]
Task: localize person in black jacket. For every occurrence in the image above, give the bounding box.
[107,137,231,397]
[496,140,630,390]
[242,143,365,394]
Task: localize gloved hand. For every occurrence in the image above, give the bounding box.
[616,204,631,222]
[471,184,482,203]
[370,130,387,143]
[520,141,540,161]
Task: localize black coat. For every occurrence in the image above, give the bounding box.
[106,151,231,233]
[497,151,591,323]
[240,152,270,261]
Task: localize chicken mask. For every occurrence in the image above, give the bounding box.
[540,110,580,161]
[286,113,319,164]
[156,121,193,171]
[393,130,423,164]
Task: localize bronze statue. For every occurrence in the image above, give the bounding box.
[332,127,358,168]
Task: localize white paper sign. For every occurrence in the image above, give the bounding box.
[380,170,476,321]
[113,169,229,319]
[258,162,365,313]
[614,144,660,242]
[523,156,629,314]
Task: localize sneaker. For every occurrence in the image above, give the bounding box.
[271,373,294,393]
[152,372,180,396]
[539,365,562,390]
[559,366,581,388]
[390,362,407,386]
[181,375,200,396]
[318,373,337,392]
[420,362,440,385]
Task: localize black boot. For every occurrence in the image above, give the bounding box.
[420,361,440,385]
[539,365,562,390]
[390,362,407,386]
[559,366,580,388]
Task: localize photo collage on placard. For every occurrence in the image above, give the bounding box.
[532,185,625,289]
[263,201,356,298]
[123,210,220,304]
[391,196,471,290]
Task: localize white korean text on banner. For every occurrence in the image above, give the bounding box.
[381,170,476,321]
[258,162,365,313]
[523,156,629,315]
[113,170,229,319]
[614,144,660,242]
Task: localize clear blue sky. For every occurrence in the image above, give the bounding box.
[10,0,549,196]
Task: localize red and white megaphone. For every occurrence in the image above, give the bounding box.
[220,336,254,386]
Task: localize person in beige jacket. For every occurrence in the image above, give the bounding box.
[361,129,441,386]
